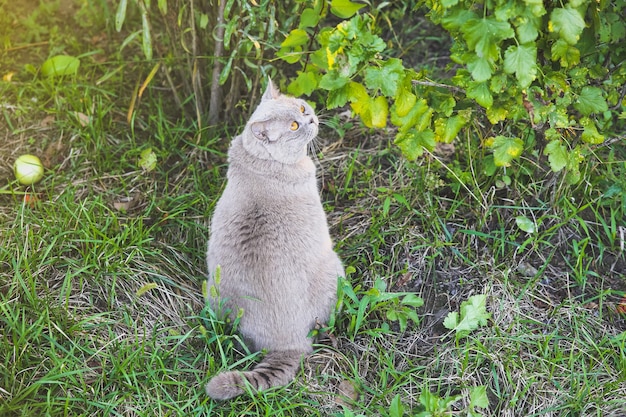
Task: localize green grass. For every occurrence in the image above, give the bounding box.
[1,1,626,416]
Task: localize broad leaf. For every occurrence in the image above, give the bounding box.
[466,82,493,108]
[330,0,365,19]
[580,118,605,144]
[288,71,320,96]
[503,44,537,88]
[434,115,467,143]
[364,58,405,97]
[443,294,491,339]
[299,8,321,28]
[551,39,580,67]
[394,88,417,117]
[281,29,309,48]
[491,135,524,166]
[357,96,388,128]
[461,17,514,61]
[515,215,536,234]
[319,70,350,90]
[574,86,608,115]
[394,129,436,160]
[550,7,585,45]
[41,55,80,77]
[467,55,493,82]
[391,98,430,133]
[544,140,568,172]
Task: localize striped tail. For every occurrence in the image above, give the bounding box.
[205,351,303,400]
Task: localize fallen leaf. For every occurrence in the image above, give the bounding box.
[23,193,40,208]
[112,192,142,212]
[616,296,626,315]
[72,112,91,127]
[395,272,412,288]
[335,379,358,407]
[2,72,15,82]
[40,115,55,128]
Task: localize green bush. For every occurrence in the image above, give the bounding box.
[279,0,626,184]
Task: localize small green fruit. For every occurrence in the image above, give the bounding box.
[14,154,44,185]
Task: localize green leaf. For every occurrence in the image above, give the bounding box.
[544,140,568,171]
[41,55,80,77]
[401,293,424,308]
[515,215,536,234]
[394,88,417,118]
[490,135,524,167]
[466,82,493,108]
[443,294,491,338]
[364,58,405,97]
[574,86,608,115]
[503,43,537,88]
[139,147,157,172]
[319,70,350,90]
[469,386,490,409]
[198,13,209,30]
[580,118,605,144]
[550,39,580,67]
[486,106,509,124]
[394,130,435,160]
[281,29,309,48]
[115,0,128,32]
[330,0,366,19]
[157,0,167,15]
[434,115,467,143]
[461,17,514,61]
[288,71,320,96]
[347,82,371,119]
[550,7,585,45]
[467,55,493,82]
[442,311,459,331]
[327,83,351,109]
[389,394,404,417]
[516,18,540,44]
[391,98,430,132]
[299,8,321,28]
[141,10,152,60]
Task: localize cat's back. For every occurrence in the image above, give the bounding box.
[208,135,329,262]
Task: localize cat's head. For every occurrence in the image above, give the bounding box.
[241,79,318,164]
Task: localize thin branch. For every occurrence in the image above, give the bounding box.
[208,0,227,126]
[411,79,465,94]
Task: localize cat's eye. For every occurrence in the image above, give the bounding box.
[290,121,299,131]
[299,105,305,113]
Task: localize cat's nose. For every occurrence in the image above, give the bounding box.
[309,116,319,126]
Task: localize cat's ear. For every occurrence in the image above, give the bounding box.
[262,78,280,101]
[250,120,271,141]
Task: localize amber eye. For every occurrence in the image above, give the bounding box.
[290,121,299,131]
[300,105,305,113]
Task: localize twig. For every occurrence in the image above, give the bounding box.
[208,0,227,126]
[411,79,465,94]
[7,41,49,52]
[190,0,204,130]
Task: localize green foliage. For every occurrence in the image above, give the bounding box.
[443,294,491,340]
[335,270,423,338]
[277,0,626,183]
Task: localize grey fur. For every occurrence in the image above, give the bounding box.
[205,80,344,400]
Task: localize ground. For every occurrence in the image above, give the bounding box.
[1,1,625,416]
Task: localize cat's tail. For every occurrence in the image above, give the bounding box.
[205,350,303,400]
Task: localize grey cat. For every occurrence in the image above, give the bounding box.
[204,79,344,400]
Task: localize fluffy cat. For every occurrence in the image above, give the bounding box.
[205,79,344,400]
